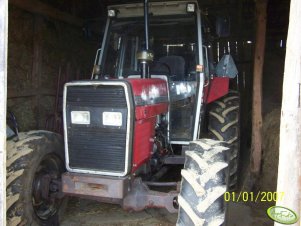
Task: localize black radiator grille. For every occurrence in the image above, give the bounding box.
[67,86,127,108]
[65,84,129,173]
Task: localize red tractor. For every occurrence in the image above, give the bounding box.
[6,1,240,225]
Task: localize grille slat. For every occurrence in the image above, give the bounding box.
[66,84,129,173]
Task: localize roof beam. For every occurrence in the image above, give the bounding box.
[9,0,84,27]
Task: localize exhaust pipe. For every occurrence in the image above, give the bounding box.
[144,0,150,51]
[137,0,153,79]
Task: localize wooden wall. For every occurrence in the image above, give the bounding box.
[7,5,98,132]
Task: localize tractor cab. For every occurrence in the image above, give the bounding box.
[93,1,207,143]
[61,0,237,219]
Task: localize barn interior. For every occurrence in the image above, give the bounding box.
[5,0,291,225]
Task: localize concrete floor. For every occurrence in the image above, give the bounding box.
[61,197,274,226]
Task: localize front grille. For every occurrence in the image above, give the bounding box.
[67,86,127,108]
[65,83,131,175]
[68,128,126,172]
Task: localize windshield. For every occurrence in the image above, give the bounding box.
[100,15,198,80]
[99,14,201,141]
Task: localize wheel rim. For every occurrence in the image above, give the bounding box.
[32,154,64,220]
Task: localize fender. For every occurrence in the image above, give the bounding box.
[203,77,230,103]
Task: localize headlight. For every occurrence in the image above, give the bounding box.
[186,3,196,13]
[103,112,122,127]
[108,9,116,17]
[71,111,90,125]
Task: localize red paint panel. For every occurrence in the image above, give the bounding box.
[126,78,169,172]
[203,77,230,103]
[135,103,168,120]
[132,117,156,172]
[126,78,168,96]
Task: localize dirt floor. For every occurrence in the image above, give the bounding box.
[61,197,274,226]
[61,198,177,226]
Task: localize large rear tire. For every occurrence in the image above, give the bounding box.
[208,91,240,190]
[177,139,229,226]
[6,131,67,226]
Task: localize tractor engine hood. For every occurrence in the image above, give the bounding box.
[63,78,168,176]
[126,78,168,120]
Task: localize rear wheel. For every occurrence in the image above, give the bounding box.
[208,91,240,190]
[6,131,67,226]
[177,139,229,226]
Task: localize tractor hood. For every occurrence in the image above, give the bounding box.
[126,78,168,120]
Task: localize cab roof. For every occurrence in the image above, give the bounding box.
[108,1,199,18]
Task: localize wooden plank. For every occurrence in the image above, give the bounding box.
[31,15,43,129]
[0,0,8,224]
[7,88,56,98]
[250,0,267,173]
[9,0,84,27]
[275,0,301,224]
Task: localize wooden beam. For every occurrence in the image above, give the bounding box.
[9,0,84,27]
[31,15,43,129]
[275,0,301,224]
[0,0,8,224]
[250,0,267,173]
[7,88,56,98]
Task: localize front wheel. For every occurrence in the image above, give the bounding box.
[177,139,229,226]
[6,131,67,226]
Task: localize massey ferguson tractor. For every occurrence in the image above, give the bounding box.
[6,1,240,225]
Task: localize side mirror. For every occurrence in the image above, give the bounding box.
[216,16,230,37]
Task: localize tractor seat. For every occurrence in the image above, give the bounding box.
[152,55,185,81]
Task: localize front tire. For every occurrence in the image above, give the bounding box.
[177,139,229,226]
[6,131,67,226]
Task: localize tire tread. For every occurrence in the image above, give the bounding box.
[208,91,240,190]
[6,131,66,225]
[177,139,229,226]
